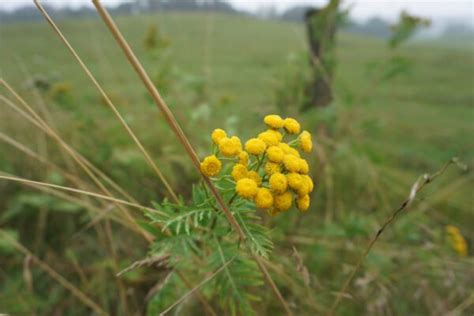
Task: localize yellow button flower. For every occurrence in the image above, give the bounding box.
[200,155,222,177]
[231,164,248,181]
[283,118,301,134]
[219,136,242,157]
[266,146,284,163]
[296,180,310,197]
[264,114,285,129]
[269,172,288,193]
[283,154,300,172]
[302,175,314,192]
[265,162,281,175]
[278,143,300,157]
[236,178,258,199]
[298,159,309,174]
[238,151,249,166]
[211,128,227,145]
[258,130,281,146]
[287,173,303,190]
[255,188,273,209]
[296,194,310,212]
[299,130,312,153]
[245,138,267,155]
[247,171,262,185]
[274,191,292,211]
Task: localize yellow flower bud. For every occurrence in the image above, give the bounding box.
[269,172,288,194]
[236,178,258,199]
[296,194,310,212]
[231,164,248,181]
[274,191,292,211]
[283,154,300,172]
[264,162,281,175]
[211,128,227,145]
[266,146,284,163]
[200,155,222,177]
[287,173,303,190]
[238,151,249,166]
[283,118,301,134]
[264,114,285,129]
[258,130,281,146]
[219,136,242,157]
[298,158,309,174]
[255,188,273,209]
[302,175,314,192]
[299,130,312,153]
[245,138,267,155]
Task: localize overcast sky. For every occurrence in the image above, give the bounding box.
[1,0,473,24]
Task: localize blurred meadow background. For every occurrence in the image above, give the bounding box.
[0,0,473,315]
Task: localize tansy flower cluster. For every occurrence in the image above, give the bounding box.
[200,114,314,215]
[445,225,468,257]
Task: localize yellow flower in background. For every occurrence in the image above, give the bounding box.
[287,173,303,190]
[296,195,310,212]
[219,136,242,157]
[283,118,301,134]
[274,191,292,211]
[255,188,274,209]
[269,172,288,193]
[264,114,285,129]
[283,155,300,172]
[266,146,284,163]
[231,164,248,181]
[299,130,313,153]
[238,151,249,166]
[245,138,267,155]
[236,178,258,199]
[265,162,281,175]
[446,225,468,257]
[200,155,222,177]
[247,171,262,185]
[211,128,227,145]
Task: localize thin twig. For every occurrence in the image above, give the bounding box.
[327,158,468,315]
[33,0,180,204]
[0,173,164,216]
[90,2,293,314]
[0,230,108,315]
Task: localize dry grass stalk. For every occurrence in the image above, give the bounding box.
[0,230,108,315]
[33,0,179,204]
[90,1,292,314]
[327,158,468,315]
[0,84,150,241]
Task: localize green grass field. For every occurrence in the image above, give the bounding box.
[1,12,473,315]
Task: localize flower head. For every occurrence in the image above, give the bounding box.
[236,178,258,199]
[264,114,285,129]
[211,128,227,145]
[274,191,292,211]
[238,151,249,166]
[266,146,284,163]
[283,155,300,173]
[299,130,312,153]
[231,164,248,181]
[284,118,301,134]
[265,162,281,175]
[296,195,310,212]
[247,171,262,185]
[255,188,273,209]
[245,138,267,155]
[269,172,288,194]
[258,130,281,146]
[200,155,222,177]
[287,173,303,190]
[298,159,309,174]
[219,136,242,157]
